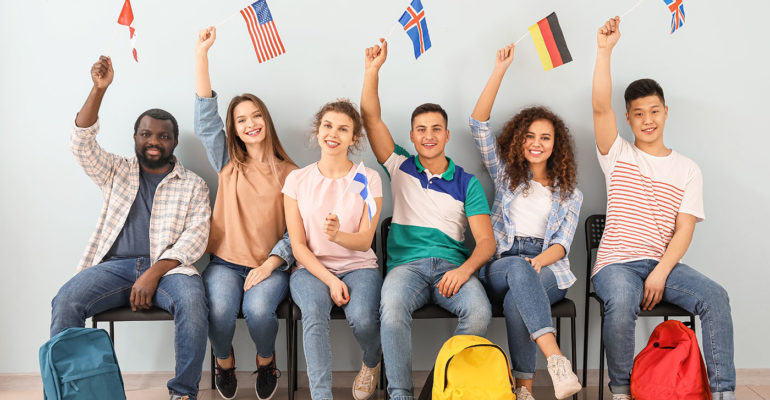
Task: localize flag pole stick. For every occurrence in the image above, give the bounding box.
[514,30,529,45]
[107,24,119,57]
[621,0,646,18]
[215,10,241,28]
[382,22,399,44]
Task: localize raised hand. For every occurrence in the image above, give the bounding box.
[365,38,388,72]
[90,56,114,90]
[494,43,515,71]
[597,17,621,49]
[195,26,217,56]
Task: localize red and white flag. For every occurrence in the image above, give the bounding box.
[117,0,138,62]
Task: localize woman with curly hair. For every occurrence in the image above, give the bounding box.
[469,44,583,400]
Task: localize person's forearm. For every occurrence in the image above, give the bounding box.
[592,48,613,113]
[332,230,375,252]
[534,243,567,267]
[75,86,107,128]
[195,51,213,98]
[654,230,693,275]
[361,69,382,125]
[145,259,182,279]
[458,237,496,274]
[471,67,507,122]
[293,244,337,287]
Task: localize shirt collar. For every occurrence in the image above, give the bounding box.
[414,155,456,181]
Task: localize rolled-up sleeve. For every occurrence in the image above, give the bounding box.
[159,180,212,266]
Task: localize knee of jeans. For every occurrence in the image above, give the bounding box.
[242,301,276,325]
[602,290,640,320]
[701,282,731,313]
[348,308,379,335]
[380,297,411,328]
[173,292,209,321]
[461,303,491,333]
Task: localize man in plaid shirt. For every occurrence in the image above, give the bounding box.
[50,56,212,400]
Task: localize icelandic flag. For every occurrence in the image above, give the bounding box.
[662,0,685,34]
[345,162,377,222]
[398,0,432,59]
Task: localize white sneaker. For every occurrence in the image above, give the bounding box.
[515,386,536,400]
[547,355,582,399]
[352,362,380,400]
[611,394,632,400]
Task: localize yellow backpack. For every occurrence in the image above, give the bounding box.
[430,335,516,400]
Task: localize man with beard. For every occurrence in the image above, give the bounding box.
[50,56,212,400]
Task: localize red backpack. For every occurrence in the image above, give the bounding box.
[630,320,710,400]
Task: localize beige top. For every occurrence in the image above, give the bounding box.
[207,159,297,267]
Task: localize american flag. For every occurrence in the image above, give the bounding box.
[117,0,138,62]
[662,0,686,34]
[240,0,285,63]
[398,0,432,59]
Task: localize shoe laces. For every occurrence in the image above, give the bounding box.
[254,361,281,389]
[354,364,377,392]
[515,386,535,400]
[215,362,237,386]
[548,355,569,380]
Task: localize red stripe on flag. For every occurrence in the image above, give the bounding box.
[247,8,270,62]
[268,21,285,54]
[241,9,263,63]
[536,19,563,68]
[260,22,278,58]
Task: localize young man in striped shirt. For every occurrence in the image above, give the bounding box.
[592,18,735,400]
[362,39,495,400]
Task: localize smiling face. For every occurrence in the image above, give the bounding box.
[410,111,449,160]
[232,100,267,146]
[522,118,555,167]
[625,95,668,147]
[317,111,356,156]
[133,116,177,172]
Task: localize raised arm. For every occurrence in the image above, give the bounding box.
[195,26,216,98]
[76,56,113,128]
[593,17,621,155]
[361,39,395,163]
[323,197,383,252]
[471,44,514,122]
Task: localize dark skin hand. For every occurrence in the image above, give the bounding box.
[130,259,180,311]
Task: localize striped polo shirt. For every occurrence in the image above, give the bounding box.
[593,136,704,276]
[382,145,491,270]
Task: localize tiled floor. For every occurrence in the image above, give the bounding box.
[3,372,768,399]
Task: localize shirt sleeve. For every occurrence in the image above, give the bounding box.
[380,144,410,180]
[464,176,491,217]
[550,189,583,254]
[158,178,212,266]
[281,169,299,200]
[596,133,627,175]
[367,167,383,198]
[194,91,230,172]
[268,231,294,271]
[678,163,705,222]
[70,119,122,189]
[468,117,505,183]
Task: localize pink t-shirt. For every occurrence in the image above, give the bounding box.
[282,162,382,275]
[593,136,704,276]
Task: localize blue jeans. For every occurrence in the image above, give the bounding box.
[380,257,492,400]
[50,257,209,399]
[290,267,382,400]
[592,259,735,399]
[202,256,289,360]
[479,237,567,379]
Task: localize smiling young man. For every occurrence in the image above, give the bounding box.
[50,56,211,400]
[591,18,735,400]
[361,39,495,400]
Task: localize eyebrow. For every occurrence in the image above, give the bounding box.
[526,131,552,136]
[323,119,349,128]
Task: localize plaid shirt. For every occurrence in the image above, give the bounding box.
[71,120,211,275]
[469,117,581,289]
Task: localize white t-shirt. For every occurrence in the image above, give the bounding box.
[593,135,704,276]
[510,180,552,239]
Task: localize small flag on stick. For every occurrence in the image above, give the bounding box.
[528,12,572,71]
[117,0,138,62]
[398,0,432,59]
[345,162,377,222]
[240,0,286,63]
[662,0,685,34]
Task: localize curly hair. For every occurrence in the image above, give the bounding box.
[311,99,366,154]
[496,106,577,200]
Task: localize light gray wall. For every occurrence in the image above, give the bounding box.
[1,0,768,374]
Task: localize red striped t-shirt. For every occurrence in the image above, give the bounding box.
[593,136,704,276]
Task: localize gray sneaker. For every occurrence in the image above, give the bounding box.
[611,395,632,400]
[547,355,582,399]
[515,386,536,400]
[169,394,190,400]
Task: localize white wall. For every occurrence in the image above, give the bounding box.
[1,0,768,374]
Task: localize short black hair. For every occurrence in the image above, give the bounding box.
[134,108,179,139]
[624,78,665,110]
[410,103,448,127]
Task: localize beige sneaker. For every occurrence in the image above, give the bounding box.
[611,395,632,400]
[352,362,380,400]
[547,355,582,399]
[515,386,536,400]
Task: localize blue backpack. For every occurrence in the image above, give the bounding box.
[39,327,126,400]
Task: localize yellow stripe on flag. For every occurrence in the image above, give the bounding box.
[528,24,554,71]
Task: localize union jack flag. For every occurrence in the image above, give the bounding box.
[662,0,685,34]
[398,0,432,59]
[240,0,285,63]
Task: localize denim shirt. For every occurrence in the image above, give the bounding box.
[194,91,294,270]
[469,117,582,289]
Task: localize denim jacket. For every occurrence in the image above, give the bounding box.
[469,117,582,289]
[194,91,294,269]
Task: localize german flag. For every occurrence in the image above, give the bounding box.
[528,12,572,71]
